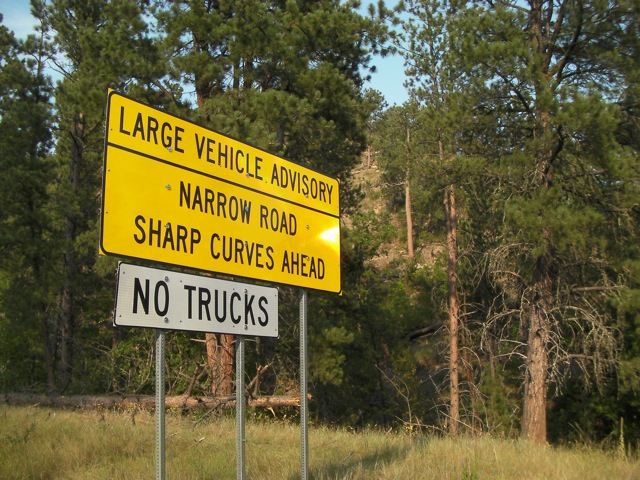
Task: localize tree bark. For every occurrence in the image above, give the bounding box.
[41,314,57,393]
[58,111,84,393]
[220,334,235,395]
[444,184,460,435]
[520,0,555,443]
[406,178,414,258]
[405,126,414,258]
[521,295,549,442]
[440,130,460,435]
[205,333,235,396]
[193,28,236,396]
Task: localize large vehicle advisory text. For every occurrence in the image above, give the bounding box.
[101,91,341,292]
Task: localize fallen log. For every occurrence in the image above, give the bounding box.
[403,323,444,341]
[2,392,308,410]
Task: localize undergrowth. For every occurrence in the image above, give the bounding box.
[1,405,638,479]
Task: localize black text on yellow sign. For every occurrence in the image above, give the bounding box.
[106,90,338,216]
[101,91,341,293]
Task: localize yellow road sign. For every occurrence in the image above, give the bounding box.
[101,91,341,293]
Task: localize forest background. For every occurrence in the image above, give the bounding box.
[1,0,639,448]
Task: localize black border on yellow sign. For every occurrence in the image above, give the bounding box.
[100,90,341,293]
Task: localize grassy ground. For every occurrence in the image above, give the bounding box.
[1,405,638,479]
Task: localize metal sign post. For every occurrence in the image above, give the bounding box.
[155,329,166,480]
[236,335,246,480]
[102,92,340,480]
[299,289,308,480]
[112,262,279,479]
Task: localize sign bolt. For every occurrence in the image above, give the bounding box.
[165,184,172,190]
[167,146,172,152]
[165,223,171,229]
[306,225,310,229]
[164,276,169,282]
[164,317,169,324]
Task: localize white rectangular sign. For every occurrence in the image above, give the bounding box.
[114,263,278,337]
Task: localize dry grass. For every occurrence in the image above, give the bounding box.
[1,405,638,479]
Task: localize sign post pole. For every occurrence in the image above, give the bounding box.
[155,329,166,480]
[236,335,246,480]
[102,91,340,479]
[299,288,308,480]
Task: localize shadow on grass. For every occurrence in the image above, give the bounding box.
[291,444,411,480]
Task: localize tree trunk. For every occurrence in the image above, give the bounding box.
[41,313,57,393]
[438,129,460,435]
[194,51,236,397]
[405,126,414,258]
[220,333,235,395]
[444,184,460,435]
[205,333,221,395]
[205,333,235,396]
[58,112,84,393]
[520,0,555,443]
[405,178,414,258]
[521,300,549,442]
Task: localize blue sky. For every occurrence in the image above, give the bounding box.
[367,50,408,106]
[0,0,409,106]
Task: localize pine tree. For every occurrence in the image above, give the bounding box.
[396,0,490,435]
[41,0,161,392]
[0,11,56,390]
[446,0,640,442]
[153,0,389,397]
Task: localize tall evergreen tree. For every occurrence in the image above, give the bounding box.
[153,0,389,397]
[0,10,56,390]
[393,0,489,435]
[445,0,640,442]
[41,0,161,392]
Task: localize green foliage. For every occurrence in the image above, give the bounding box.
[390,0,640,443]
[310,326,354,386]
[477,370,520,437]
[155,0,390,211]
[2,0,640,448]
[348,209,396,259]
[0,13,56,391]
